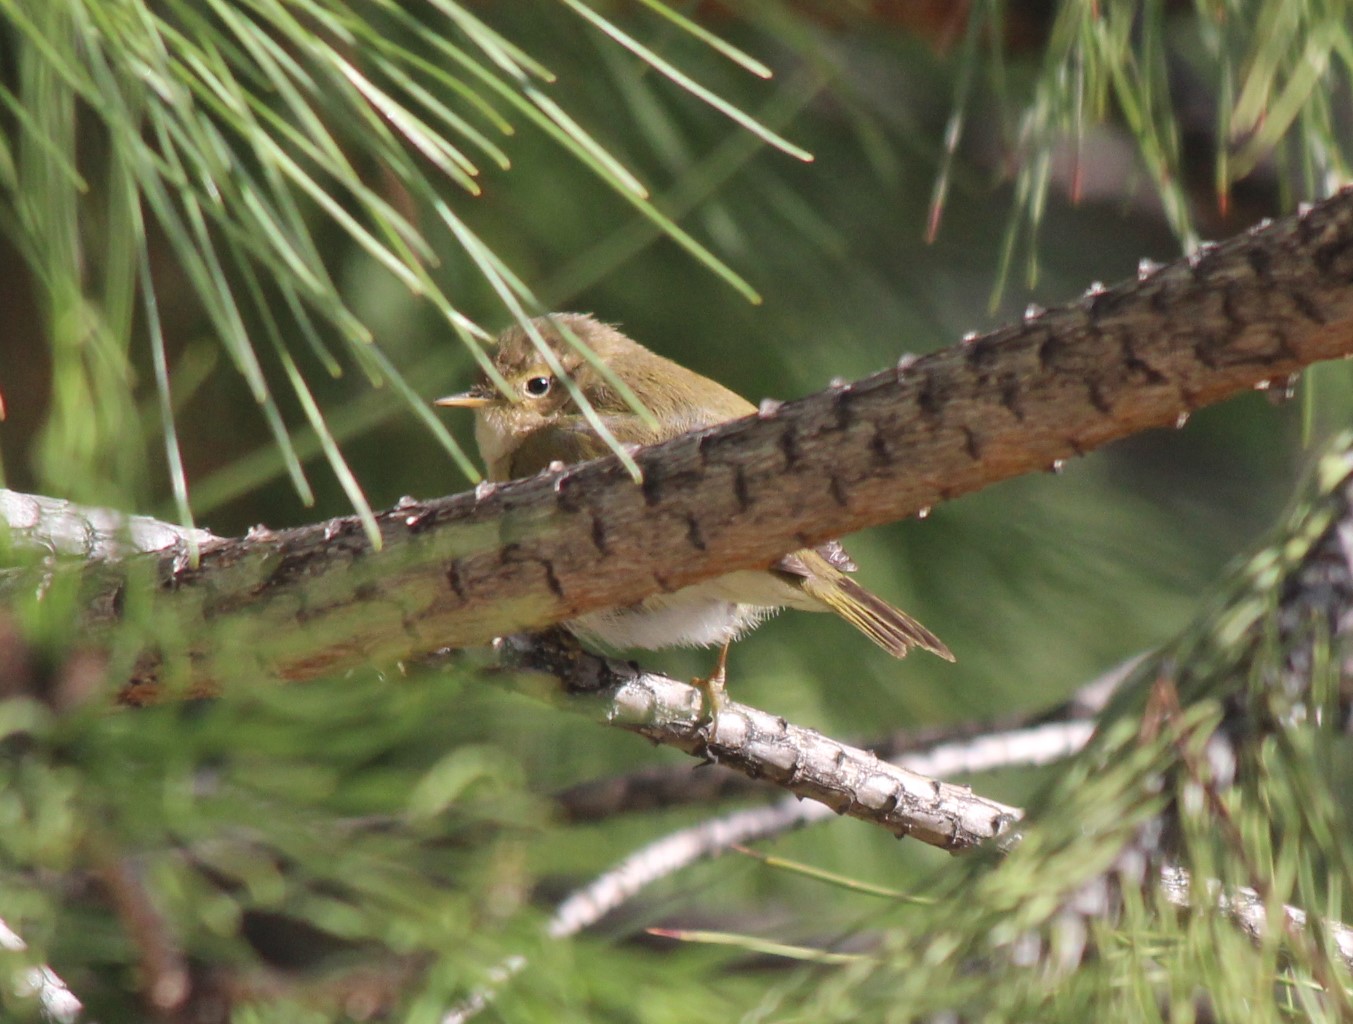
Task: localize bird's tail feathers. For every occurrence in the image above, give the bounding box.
[800,572,954,662]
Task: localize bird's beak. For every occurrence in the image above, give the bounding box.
[434,387,494,409]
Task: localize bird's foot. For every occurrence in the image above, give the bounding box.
[693,642,731,746]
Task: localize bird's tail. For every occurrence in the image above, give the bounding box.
[799,570,954,662]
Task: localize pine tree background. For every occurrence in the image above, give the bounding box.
[2,2,1353,1021]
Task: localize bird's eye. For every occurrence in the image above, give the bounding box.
[524,376,552,397]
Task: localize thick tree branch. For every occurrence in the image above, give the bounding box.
[8,190,1353,695]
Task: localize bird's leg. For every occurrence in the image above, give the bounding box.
[694,641,731,733]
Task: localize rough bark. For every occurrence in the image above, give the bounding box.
[13,189,1353,695]
[492,632,1021,852]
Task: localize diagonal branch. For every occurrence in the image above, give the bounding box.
[10,190,1353,696]
[550,653,1140,823]
[486,631,1022,852]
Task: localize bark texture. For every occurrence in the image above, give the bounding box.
[495,632,1021,852]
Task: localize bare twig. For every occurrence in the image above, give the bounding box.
[552,653,1144,823]
[494,631,1021,852]
[547,718,1097,937]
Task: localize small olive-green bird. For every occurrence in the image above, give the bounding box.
[436,313,952,686]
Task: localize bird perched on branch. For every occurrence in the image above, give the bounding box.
[437,313,952,710]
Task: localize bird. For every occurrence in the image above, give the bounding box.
[436,313,952,709]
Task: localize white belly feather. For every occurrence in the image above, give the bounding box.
[567,570,821,651]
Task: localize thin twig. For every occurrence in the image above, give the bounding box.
[494,631,1021,852]
[552,653,1145,823]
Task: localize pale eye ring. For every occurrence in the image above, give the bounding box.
[524,376,552,397]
